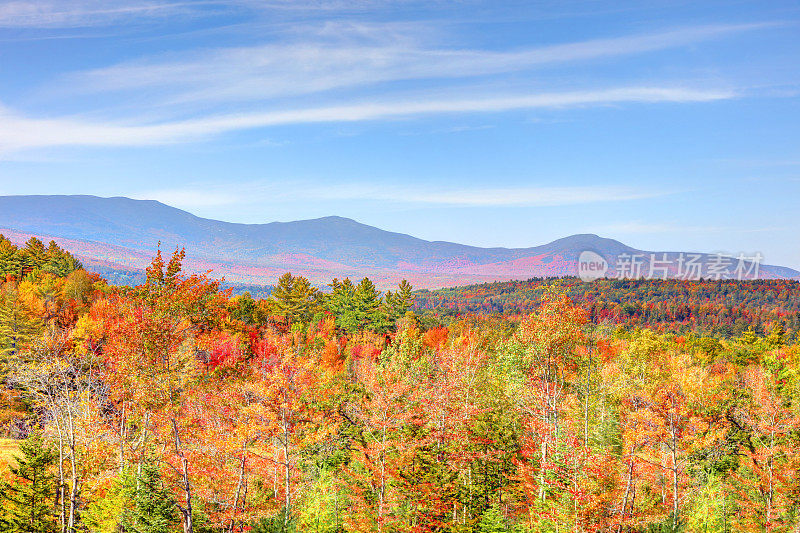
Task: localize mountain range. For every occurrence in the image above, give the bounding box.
[0,195,796,289]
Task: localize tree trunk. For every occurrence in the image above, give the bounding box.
[617,461,633,533]
[67,404,79,533]
[118,402,126,474]
[670,412,679,532]
[767,428,775,531]
[538,440,547,501]
[584,342,592,446]
[53,410,66,532]
[171,418,193,533]
[229,450,247,533]
[282,410,291,527]
[379,422,387,533]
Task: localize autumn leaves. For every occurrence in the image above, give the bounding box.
[0,245,799,532]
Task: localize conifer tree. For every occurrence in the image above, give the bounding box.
[42,241,82,277]
[20,238,47,275]
[477,503,508,533]
[326,277,356,330]
[352,277,383,332]
[766,322,787,347]
[0,236,22,279]
[0,431,58,533]
[122,462,180,533]
[385,279,414,326]
[86,464,181,533]
[270,273,320,325]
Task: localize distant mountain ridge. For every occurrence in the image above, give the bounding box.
[0,195,796,288]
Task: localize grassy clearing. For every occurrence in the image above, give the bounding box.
[0,438,20,469]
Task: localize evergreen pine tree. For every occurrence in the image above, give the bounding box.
[0,431,58,533]
[352,277,383,332]
[477,503,508,533]
[385,279,415,327]
[326,277,356,331]
[270,273,320,326]
[20,238,47,275]
[0,237,22,280]
[121,462,180,533]
[42,241,82,277]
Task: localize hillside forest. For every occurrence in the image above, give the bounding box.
[415,277,800,339]
[1,235,799,532]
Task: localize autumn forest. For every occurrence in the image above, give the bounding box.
[1,235,799,533]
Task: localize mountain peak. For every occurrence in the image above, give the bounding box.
[540,233,634,254]
[0,195,796,288]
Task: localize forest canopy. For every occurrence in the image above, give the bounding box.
[414,276,800,338]
[0,244,798,533]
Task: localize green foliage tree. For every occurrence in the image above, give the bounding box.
[82,469,133,533]
[0,236,81,281]
[20,238,47,275]
[0,431,58,533]
[327,277,392,333]
[250,510,295,533]
[85,463,188,533]
[122,462,181,533]
[270,273,321,326]
[766,322,787,347]
[477,503,508,533]
[295,468,343,533]
[230,291,258,325]
[0,236,23,279]
[385,279,414,321]
[326,277,356,331]
[42,241,82,278]
[352,278,383,331]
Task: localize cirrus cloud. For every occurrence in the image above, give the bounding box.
[59,22,767,105]
[137,180,672,210]
[0,86,734,153]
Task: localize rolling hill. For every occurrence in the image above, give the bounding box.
[0,195,796,289]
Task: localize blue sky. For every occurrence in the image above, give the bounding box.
[0,0,798,268]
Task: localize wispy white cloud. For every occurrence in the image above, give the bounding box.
[8,19,765,157]
[591,222,787,235]
[591,222,718,234]
[0,86,734,152]
[138,180,670,210]
[0,0,435,28]
[0,1,203,28]
[434,124,495,134]
[60,22,765,105]
[304,183,668,206]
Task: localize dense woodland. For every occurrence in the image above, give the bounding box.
[1,238,799,532]
[414,277,800,338]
